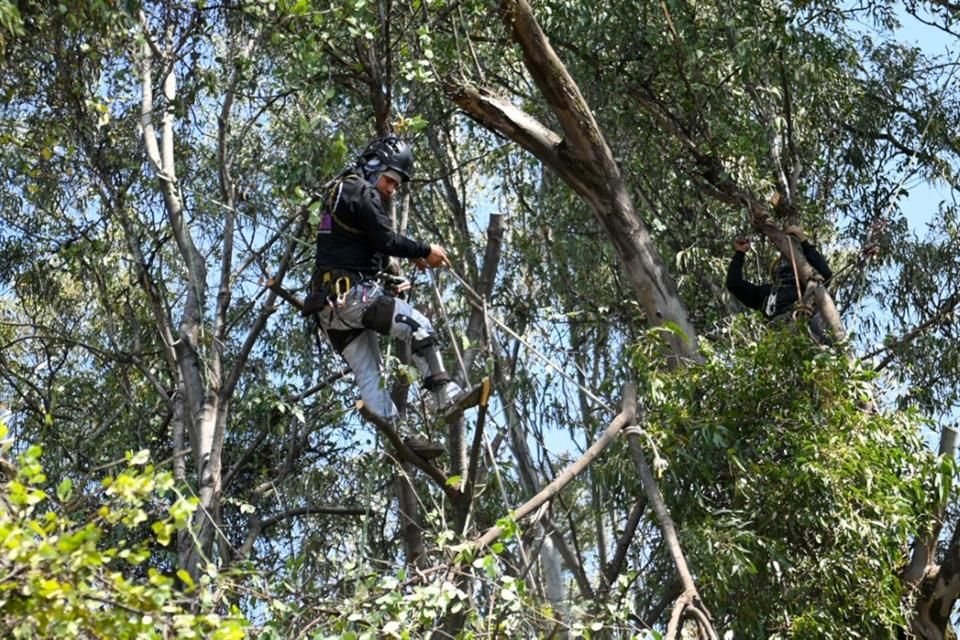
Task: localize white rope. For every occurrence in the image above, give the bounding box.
[623,425,668,477]
[426,269,471,387]
[441,268,615,414]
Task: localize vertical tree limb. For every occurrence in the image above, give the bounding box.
[626,428,718,639]
[597,494,648,603]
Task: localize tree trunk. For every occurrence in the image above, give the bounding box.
[396,462,428,570]
[907,426,960,640]
[541,535,569,640]
[446,2,715,632]
[446,0,700,363]
[138,21,221,578]
[136,12,287,580]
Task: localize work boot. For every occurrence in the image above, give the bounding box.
[422,381,465,414]
[403,435,445,460]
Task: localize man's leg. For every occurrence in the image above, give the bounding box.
[316,283,395,416]
[389,298,463,404]
[361,294,460,399]
[316,284,444,458]
[335,326,442,458]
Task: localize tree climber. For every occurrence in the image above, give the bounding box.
[726,225,834,339]
[303,135,464,459]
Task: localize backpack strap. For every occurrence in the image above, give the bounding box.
[329,175,364,236]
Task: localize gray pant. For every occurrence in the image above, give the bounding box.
[317,280,437,418]
[768,309,832,346]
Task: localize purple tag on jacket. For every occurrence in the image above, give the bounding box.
[318,212,332,233]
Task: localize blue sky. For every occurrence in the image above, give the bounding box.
[891,4,958,233]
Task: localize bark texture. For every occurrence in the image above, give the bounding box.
[447,0,701,362]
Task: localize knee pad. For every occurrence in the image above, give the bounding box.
[422,370,451,391]
[395,314,450,388]
[360,296,396,335]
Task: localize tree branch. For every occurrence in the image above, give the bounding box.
[627,428,719,640]
[498,0,616,169]
[447,82,564,171]
[868,292,960,371]
[260,505,369,529]
[357,402,460,501]
[598,494,648,601]
[221,210,311,401]
[474,384,636,549]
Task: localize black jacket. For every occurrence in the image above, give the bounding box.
[312,173,430,278]
[726,241,832,318]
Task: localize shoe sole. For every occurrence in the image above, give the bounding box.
[442,377,492,424]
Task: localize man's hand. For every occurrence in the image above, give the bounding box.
[733,238,751,253]
[413,243,450,270]
[784,225,806,242]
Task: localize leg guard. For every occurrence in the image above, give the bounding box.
[395,313,450,390]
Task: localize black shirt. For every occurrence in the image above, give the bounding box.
[725,241,832,318]
[312,173,431,278]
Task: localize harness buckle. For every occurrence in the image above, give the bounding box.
[316,269,360,307]
[334,276,351,304]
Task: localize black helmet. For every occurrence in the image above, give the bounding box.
[359,135,414,183]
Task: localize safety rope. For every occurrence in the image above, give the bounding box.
[785,237,803,307]
[784,235,818,322]
[425,269,471,388]
[435,267,616,415]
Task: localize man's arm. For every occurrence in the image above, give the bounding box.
[800,242,832,283]
[785,225,833,283]
[725,240,770,311]
[353,183,431,259]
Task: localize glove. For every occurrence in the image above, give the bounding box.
[413,244,450,269]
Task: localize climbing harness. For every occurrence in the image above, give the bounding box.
[322,270,353,305]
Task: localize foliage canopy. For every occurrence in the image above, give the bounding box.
[1,0,959,638]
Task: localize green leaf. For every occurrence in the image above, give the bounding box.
[151,520,173,546]
[56,478,73,502]
[127,449,150,466]
[177,569,195,590]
